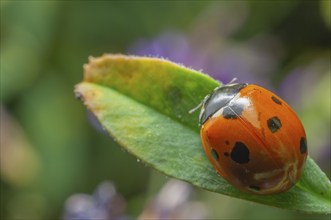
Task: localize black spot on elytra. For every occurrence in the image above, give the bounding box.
[249,185,261,191]
[211,148,219,161]
[222,107,237,119]
[300,137,307,154]
[224,152,229,157]
[223,103,244,119]
[225,140,230,145]
[267,116,282,133]
[230,142,250,164]
[271,96,282,105]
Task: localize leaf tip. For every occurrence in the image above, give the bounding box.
[74,84,84,101]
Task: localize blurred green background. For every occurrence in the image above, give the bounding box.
[1,1,330,219]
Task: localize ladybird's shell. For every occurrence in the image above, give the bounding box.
[200,84,307,195]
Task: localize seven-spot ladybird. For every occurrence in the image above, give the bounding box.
[196,83,307,195]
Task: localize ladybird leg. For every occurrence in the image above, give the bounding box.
[188,101,203,114]
[188,93,211,114]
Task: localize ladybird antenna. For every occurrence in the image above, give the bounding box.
[227,77,237,85]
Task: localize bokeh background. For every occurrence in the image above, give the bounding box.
[1,1,330,219]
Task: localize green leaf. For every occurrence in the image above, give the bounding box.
[75,54,331,214]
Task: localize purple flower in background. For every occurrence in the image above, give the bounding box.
[138,179,208,219]
[129,30,279,90]
[63,179,208,219]
[279,58,329,108]
[128,2,286,90]
[63,181,127,220]
[129,31,207,74]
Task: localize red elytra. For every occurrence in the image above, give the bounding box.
[197,83,307,195]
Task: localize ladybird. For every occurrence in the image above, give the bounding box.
[196,83,307,195]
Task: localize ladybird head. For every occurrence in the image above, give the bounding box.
[198,83,247,126]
